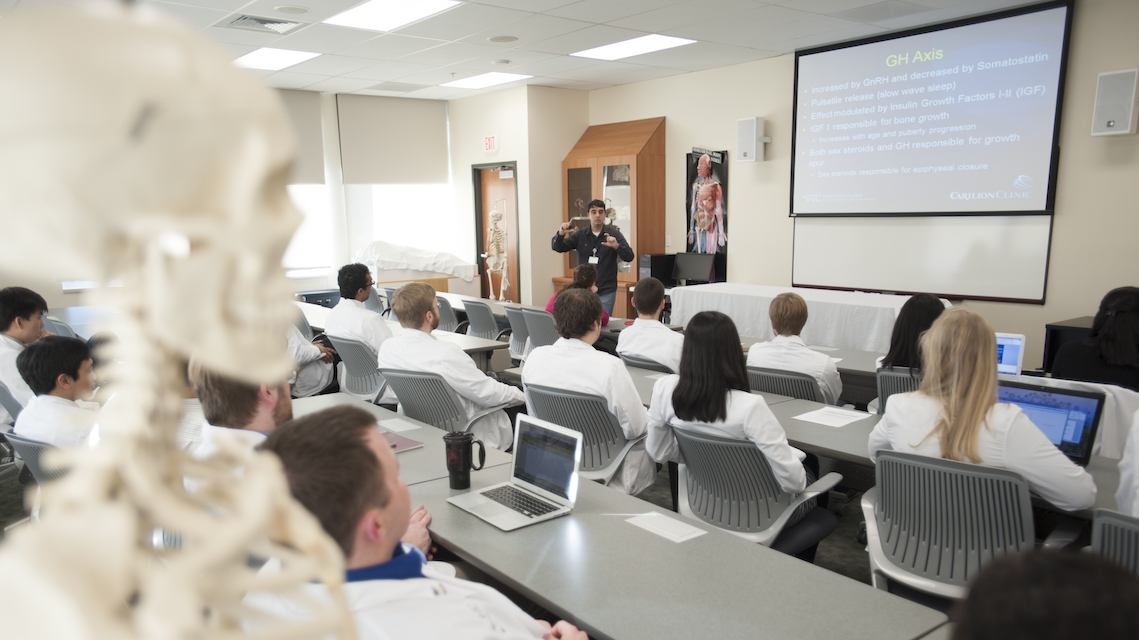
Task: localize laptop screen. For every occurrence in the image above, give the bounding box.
[995,333,1025,375]
[997,380,1104,466]
[512,416,580,500]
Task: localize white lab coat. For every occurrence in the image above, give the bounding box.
[616,318,684,373]
[324,298,396,403]
[287,324,334,398]
[0,333,34,425]
[187,422,267,459]
[1117,411,1139,517]
[868,391,1097,511]
[14,394,98,447]
[646,374,807,494]
[522,338,656,495]
[378,330,523,451]
[746,334,843,404]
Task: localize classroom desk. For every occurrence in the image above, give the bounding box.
[671,283,918,352]
[436,291,660,334]
[292,393,511,486]
[294,301,509,371]
[414,472,948,640]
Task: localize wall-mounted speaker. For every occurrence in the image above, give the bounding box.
[1091,69,1138,136]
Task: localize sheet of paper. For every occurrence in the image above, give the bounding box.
[626,512,707,543]
[793,406,869,428]
[809,345,838,352]
[830,357,843,364]
[380,417,422,433]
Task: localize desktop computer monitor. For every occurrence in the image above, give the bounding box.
[673,253,715,285]
[995,332,1026,375]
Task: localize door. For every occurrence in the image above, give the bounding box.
[474,164,520,302]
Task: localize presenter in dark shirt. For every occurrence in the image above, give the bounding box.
[551,199,634,314]
[1052,286,1139,392]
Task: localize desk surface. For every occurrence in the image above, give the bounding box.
[437,291,659,333]
[294,301,508,355]
[292,393,511,486]
[415,472,947,640]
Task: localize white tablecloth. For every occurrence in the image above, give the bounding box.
[669,283,917,353]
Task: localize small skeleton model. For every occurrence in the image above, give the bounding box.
[0,5,353,638]
[484,210,510,301]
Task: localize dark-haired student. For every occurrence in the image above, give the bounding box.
[0,286,49,424]
[256,405,588,640]
[13,335,98,447]
[324,262,395,403]
[878,293,946,370]
[646,311,808,494]
[1052,286,1139,392]
[616,277,683,373]
[523,288,654,495]
[544,264,610,327]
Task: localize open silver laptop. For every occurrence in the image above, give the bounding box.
[995,332,1026,375]
[447,414,582,531]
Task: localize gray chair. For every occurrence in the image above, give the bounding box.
[876,367,920,415]
[435,296,468,333]
[363,286,384,314]
[861,450,1035,599]
[3,431,67,483]
[0,380,23,423]
[464,300,510,342]
[381,287,397,318]
[525,384,645,487]
[293,309,314,342]
[671,427,841,551]
[379,368,510,434]
[746,366,826,403]
[620,353,673,373]
[1091,509,1139,575]
[43,316,79,338]
[521,308,559,351]
[326,336,387,403]
[504,307,529,363]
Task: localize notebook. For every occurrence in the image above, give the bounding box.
[382,431,423,453]
[447,414,582,531]
[997,380,1105,466]
[995,332,1026,375]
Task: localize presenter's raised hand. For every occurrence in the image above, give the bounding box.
[558,221,574,237]
[602,234,620,250]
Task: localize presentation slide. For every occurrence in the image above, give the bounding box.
[792,5,1068,215]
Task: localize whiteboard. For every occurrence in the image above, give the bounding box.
[792,215,1051,302]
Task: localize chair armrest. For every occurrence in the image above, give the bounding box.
[496,328,512,341]
[463,403,518,432]
[762,472,844,538]
[456,321,469,334]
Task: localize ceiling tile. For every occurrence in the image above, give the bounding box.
[206,23,290,46]
[528,23,648,56]
[338,33,447,60]
[768,0,886,15]
[303,76,379,93]
[610,0,760,34]
[344,59,436,81]
[395,3,531,41]
[238,0,363,23]
[629,41,775,71]
[400,41,508,66]
[148,0,253,10]
[546,0,685,24]
[264,70,327,89]
[145,1,232,29]
[465,0,577,11]
[460,13,595,48]
[474,50,594,76]
[285,54,373,75]
[276,24,382,53]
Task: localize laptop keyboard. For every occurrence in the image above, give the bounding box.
[483,485,558,518]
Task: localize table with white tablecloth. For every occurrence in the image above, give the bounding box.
[669,283,925,353]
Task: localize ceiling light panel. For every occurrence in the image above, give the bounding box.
[571,34,696,61]
[234,47,321,70]
[323,0,461,32]
[441,72,532,89]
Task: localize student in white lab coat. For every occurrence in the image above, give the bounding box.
[13,335,98,447]
[746,292,842,404]
[868,309,1096,511]
[0,286,49,425]
[378,283,523,451]
[523,288,656,495]
[324,263,395,404]
[187,362,293,458]
[616,276,683,373]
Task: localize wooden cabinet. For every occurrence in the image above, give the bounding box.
[557,117,666,319]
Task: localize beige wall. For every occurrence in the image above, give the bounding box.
[585,0,1139,368]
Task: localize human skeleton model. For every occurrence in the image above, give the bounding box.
[0,6,353,638]
[484,210,510,300]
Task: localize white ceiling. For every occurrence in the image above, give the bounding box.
[8,0,1035,100]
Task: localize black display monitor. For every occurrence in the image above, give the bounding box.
[673,253,715,285]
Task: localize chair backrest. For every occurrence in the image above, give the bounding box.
[746,367,825,402]
[1091,509,1139,575]
[326,335,384,397]
[876,367,920,415]
[378,368,469,433]
[671,427,795,533]
[464,300,501,341]
[43,316,78,338]
[435,296,460,332]
[522,308,559,350]
[504,307,529,360]
[524,384,628,472]
[363,286,384,314]
[293,309,314,342]
[0,380,23,422]
[620,353,673,373]
[383,287,397,309]
[3,431,67,483]
[873,450,1035,588]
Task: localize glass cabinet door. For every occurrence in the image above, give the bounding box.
[602,162,633,273]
